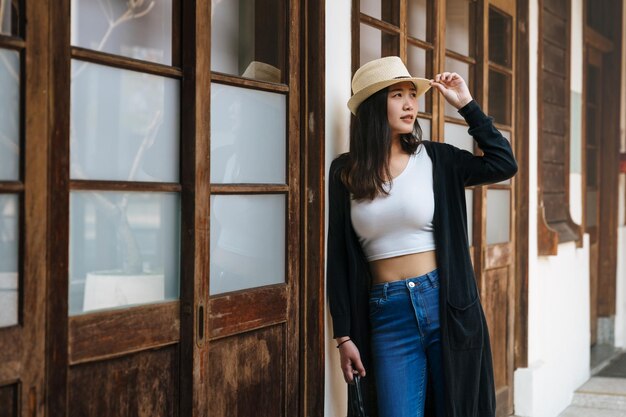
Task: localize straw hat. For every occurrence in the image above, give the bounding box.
[242,61,282,83]
[347,56,431,115]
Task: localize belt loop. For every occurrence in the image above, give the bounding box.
[427,270,438,287]
[383,282,389,300]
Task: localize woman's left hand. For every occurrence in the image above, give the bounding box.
[430,72,473,110]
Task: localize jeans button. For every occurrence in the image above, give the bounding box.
[408,282,415,288]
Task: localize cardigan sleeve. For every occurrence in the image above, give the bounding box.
[449,100,518,186]
[326,157,351,338]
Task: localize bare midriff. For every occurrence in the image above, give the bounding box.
[368,250,437,284]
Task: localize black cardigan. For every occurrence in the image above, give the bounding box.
[326,100,518,417]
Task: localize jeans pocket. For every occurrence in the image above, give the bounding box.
[446,296,483,350]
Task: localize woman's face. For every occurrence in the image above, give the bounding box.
[386,81,418,138]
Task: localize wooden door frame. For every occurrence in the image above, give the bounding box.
[582,0,623,325]
[514,0,529,372]
[0,0,49,415]
[300,0,326,415]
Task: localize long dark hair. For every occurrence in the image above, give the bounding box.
[340,87,424,201]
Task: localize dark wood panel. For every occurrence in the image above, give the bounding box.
[542,102,566,135]
[542,162,565,193]
[0,383,18,417]
[0,183,23,192]
[178,0,212,415]
[542,9,566,45]
[542,132,565,163]
[542,42,566,75]
[541,71,565,106]
[70,180,182,192]
[208,325,284,417]
[0,327,21,381]
[515,0,530,369]
[543,192,568,222]
[209,286,287,339]
[211,72,289,93]
[68,346,179,417]
[484,242,513,270]
[69,302,180,364]
[543,0,567,17]
[482,268,509,388]
[302,0,326,414]
[71,47,182,79]
[0,35,25,50]
[210,184,290,194]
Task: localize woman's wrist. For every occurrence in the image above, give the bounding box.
[336,338,352,348]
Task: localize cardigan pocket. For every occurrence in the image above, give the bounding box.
[446,296,483,350]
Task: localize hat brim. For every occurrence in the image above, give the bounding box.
[347,77,432,115]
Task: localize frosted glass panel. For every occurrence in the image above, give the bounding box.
[444,57,471,118]
[361,0,382,20]
[465,189,473,242]
[445,122,473,153]
[211,83,286,183]
[69,192,180,315]
[446,0,471,56]
[0,194,18,327]
[210,195,285,294]
[70,60,180,183]
[407,46,428,111]
[0,49,20,181]
[408,0,427,40]
[211,0,286,83]
[360,0,399,25]
[418,117,431,141]
[486,189,510,244]
[71,0,172,65]
[360,23,382,66]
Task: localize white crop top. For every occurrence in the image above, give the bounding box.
[350,144,435,261]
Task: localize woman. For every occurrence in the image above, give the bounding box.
[327,56,518,417]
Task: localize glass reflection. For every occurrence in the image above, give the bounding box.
[0,194,18,327]
[0,0,19,36]
[408,0,427,40]
[211,0,286,83]
[69,191,180,315]
[71,0,173,65]
[210,83,286,183]
[70,60,180,183]
[210,195,285,294]
[0,49,20,181]
[446,0,471,56]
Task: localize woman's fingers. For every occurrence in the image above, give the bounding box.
[339,342,367,383]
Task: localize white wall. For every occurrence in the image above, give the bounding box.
[513,0,592,416]
[324,1,353,416]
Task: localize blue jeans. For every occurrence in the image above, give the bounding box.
[369,268,446,417]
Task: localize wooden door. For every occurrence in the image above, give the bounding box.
[441,1,517,416]
[481,3,517,416]
[0,0,48,416]
[206,1,301,416]
[585,46,603,346]
[45,1,213,416]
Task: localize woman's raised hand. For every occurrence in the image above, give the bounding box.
[430,72,473,110]
[338,340,366,384]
